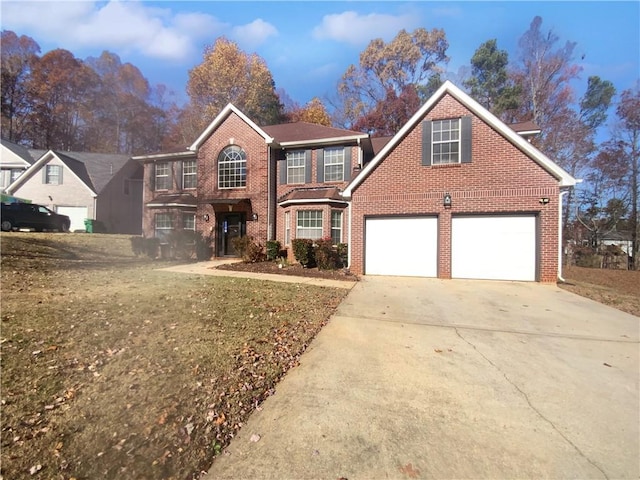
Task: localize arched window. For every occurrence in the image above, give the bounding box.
[218,146,246,188]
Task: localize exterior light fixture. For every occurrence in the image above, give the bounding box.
[203,213,210,222]
[539,197,550,205]
[443,193,452,208]
[251,213,258,221]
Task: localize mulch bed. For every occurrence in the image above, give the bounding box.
[216,261,359,282]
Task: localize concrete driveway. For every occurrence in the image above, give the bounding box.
[204,277,639,480]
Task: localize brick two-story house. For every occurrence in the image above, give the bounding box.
[136,81,576,282]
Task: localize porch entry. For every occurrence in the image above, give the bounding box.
[217,213,246,256]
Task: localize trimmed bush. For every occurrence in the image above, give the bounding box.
[337,243,348,268]
[231,235,265,263]
[315,238,341,270]
[130,236,160,259]
[266,240,281,261]
[292,238,315,267]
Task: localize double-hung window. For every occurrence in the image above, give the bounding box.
[296,210,322,240]
[182,160,197,189]
[284,211,291,245]
[44,165,62,185]
[183,213,195,231]
[155,162,170,190]
[324,147,345,182]
[287,151,306,184]
[432,119,460,165]
[154,213,172,243]
[218,146,246,188]
[331,210,343,245]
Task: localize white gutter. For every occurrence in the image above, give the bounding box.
[277,198,349,207]
[347,201,352,269]
[558,190,569,282]
[278,135,369,148]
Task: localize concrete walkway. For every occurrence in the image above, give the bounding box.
[202,276,639,480]
[159,259,356,289]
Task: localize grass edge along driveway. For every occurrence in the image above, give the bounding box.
[1,233,348,479]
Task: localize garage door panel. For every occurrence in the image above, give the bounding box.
[365,217,437,277]
[55,206,88,232]
[452,215,536,281]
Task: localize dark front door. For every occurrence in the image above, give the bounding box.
[217,213,245,256]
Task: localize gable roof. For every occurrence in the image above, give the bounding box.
[0,139,41,167]
[190,104,274,151]
[7,150,131,195]
[343,81,577,197]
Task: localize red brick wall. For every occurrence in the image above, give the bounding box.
[196,112,271,254]
[350,93,560,282]
[274,146,355,258]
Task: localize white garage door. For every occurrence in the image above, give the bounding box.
[452,215,537,281]
[365,217,438,277]
[56,206,88,232]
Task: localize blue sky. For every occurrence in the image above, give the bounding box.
[1,1,638,108]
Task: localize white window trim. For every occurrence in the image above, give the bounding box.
[324,147,345,182]
[154,213,173,243]
[284,211,291,245]
[44,165,61,185]
[155,162,170,190]
[183,213,196,231]
[296,210,323,240]
[331,210,343,245]
[286,151,306,184]
[182,160,197,189]
[218,146,247,189]
[432,118,461,165]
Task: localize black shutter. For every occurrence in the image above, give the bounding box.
[279,158,287,185]
[176,161,182,189]
[149,164,155,190]
[344,147,352,181]
[461,116,472,163]
[304,150,312,183]
[316,149,324,183]
[422,120,432,166]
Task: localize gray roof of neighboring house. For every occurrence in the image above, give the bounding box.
[54,151,132,193]
[1,138,42,164]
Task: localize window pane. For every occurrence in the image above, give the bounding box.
[155,213,172,243]
[331,210,342,245]
[287,151,305,184]
[324,147,344,182]
[155,162,170,190]
[284,211,291,245]
[296,210,322,240]
[432,119,461,165]
[218,146,246,188]
[45,165,61,185]
[183,213,195,230]
[183,160,197,189]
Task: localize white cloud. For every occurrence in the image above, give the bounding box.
[312,10,419,46]
[231,19,278,49]
[0,0,224,61]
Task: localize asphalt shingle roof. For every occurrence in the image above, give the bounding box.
[262,122,366,143]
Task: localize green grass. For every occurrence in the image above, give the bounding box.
[1,233,348,479]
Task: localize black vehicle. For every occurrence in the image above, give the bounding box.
[1,203,71,232]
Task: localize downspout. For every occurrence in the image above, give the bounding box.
[558,190,569,282]
[267,145,275,241]
[347,201,352,269]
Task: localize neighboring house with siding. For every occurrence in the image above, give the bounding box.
[135,81,576,282]
[0,139,44,193]
[6,149,143,234]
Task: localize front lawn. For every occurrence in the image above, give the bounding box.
[0,233,348,479]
